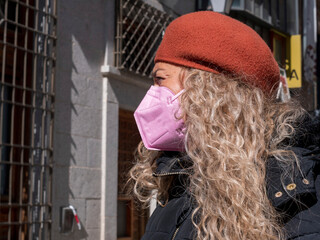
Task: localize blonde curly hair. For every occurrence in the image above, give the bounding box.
[129,69,305,240]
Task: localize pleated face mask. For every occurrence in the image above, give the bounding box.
[134,86,186,151]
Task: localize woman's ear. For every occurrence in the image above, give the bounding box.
[179,68,188,88]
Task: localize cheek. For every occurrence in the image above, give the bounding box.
[164,78,184,94]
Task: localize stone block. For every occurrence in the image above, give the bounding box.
[105,174,117,218]
[54,74,72,105]
[106,78,118,104]
[69,167,101,198]
[58,0,106,76]
[86,200,101,229]
[105,216,117,240]
[109,78,149,111]
[105,101,118,219]
[106,102,119,143]
[87,229,100,240]
[70,105,102,138]
[54,132,88,167]
[71,77,103,109]
[54,101,72,135]
[52,166,70,201]
[87,138,101,168]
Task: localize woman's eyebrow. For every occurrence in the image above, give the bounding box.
[152,68,165,77]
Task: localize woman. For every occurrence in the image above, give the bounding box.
[130,11,320,239]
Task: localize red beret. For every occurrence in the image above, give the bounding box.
[155,11,280,94]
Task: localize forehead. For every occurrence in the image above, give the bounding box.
[153,62,182,74]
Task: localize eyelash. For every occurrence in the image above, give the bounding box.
[154,76,164,84]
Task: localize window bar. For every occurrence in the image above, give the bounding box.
[18,149,24,237]
[115,0,122,68]
[29,0,39,237]
[0,202,52,207]
[0,40,56,60]
[143,49,157,77]
[1,81,55,97]
[121,5,148,54]
[0,0,8,203]
[3,18,57,39]
[43,0,54,236]
[0,1,10,236]
[122,2,144,39]
[122,17,152,69]
[18,33,26,237]
[40,3,46,239]
[7,1,20,238]
[0,219,51,225]
[31,0,46,238]
[40,7,47,240]
[45,0,51,236]
[0,160,52,167]
[19,1,31,237]
[128,11,156,69]
[9,0,56,18]
[13,3,22,236]
[136,13,171,72]
[1,98,54,111]
[122,0,139,22]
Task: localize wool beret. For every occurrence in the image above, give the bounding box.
[155,11,280,94]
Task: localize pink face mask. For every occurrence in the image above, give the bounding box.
[134,86,186,151]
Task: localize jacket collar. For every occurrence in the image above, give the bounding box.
[153,151,192,177]
[289,115,320,148]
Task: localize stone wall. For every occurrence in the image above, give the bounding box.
[52,0,108,239]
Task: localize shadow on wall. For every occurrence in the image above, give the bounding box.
[52,0,108,239]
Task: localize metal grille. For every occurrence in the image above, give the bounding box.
[0,0,56,239]
[115,0,174,77]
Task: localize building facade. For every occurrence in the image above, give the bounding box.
[0,0,319,240]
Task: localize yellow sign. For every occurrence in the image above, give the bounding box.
[287,35,302,88]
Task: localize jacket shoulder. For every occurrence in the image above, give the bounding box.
[266,145,320,239]
[266,146,320,218]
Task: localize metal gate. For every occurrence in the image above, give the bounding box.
[0,0,56,239]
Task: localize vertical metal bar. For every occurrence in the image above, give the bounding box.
[40,4,46,238]
[118,0,123,67]
[48,0,55,235]
[1,1,8,238]
[19,163,23,239]
[115,0,119,67]
[29,0,39,237]
[19,1,30,238]
[13,2,21,238]
[7,2,20,239]
[42,0,53,237]
[13,0,19,86]
[0,0,8,201]
[27,2,33,239]
[40,2,48,238]
[31,0,47,238]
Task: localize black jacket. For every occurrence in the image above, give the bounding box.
[141,117,320,240]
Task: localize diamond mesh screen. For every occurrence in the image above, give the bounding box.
[115,0,174,77]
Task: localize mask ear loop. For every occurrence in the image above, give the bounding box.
[170,89,185,103]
